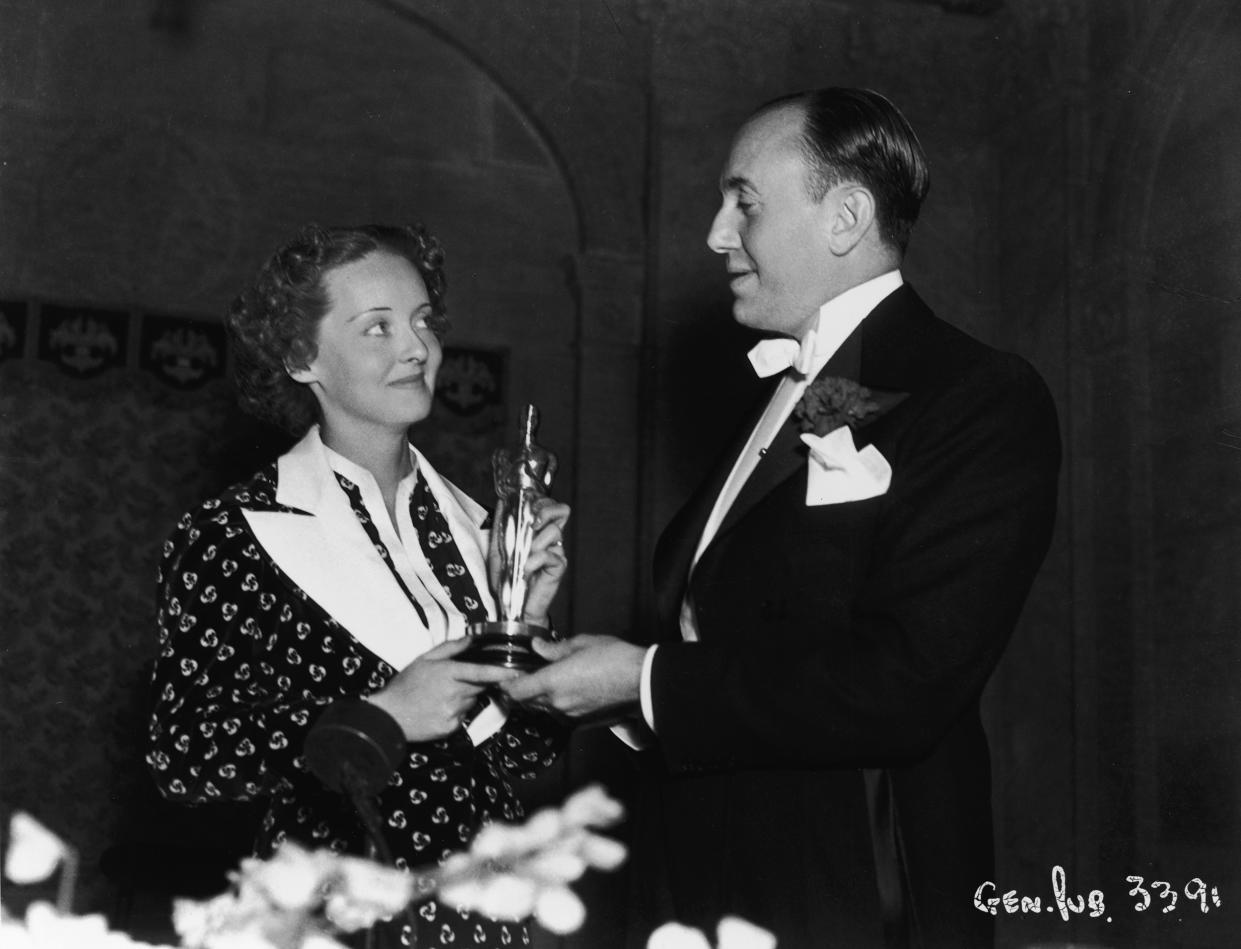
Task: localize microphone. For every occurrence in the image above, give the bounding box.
[304,699,406,864]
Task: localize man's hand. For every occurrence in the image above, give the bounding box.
[500,634,645,721]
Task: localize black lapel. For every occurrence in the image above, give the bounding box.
[652,384,777,631]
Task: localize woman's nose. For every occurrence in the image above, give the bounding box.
[399,324,429,361]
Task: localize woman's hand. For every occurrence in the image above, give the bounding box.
[520,497,570,627]
[487,496,570,629]
[365,638,518,742]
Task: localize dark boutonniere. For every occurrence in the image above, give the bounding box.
[793,377,881,437]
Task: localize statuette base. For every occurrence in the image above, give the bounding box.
[462,620,550,672]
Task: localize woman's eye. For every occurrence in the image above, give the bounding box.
[363,321,389,337]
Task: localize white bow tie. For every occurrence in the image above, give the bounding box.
[747,328,818,378]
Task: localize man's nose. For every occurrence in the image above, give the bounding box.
[706,206,738,253]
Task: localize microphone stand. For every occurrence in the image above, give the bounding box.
[304,701,420,949]
[339,760,396,868]
[337,761,403,949]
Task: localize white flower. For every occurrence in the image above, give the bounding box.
[322,892,381,934]
[4,813,70,885]
[241,843,330,910]
[439,871,537,921]
[0,917,33,949]
[170,897,213,947]
[333,854,415,921]
[193,932,275,949]
[578,832,627,871]
[646,917,777,949]
[561,785,624,829]
[8,902,175,949]
[532,885,585,935]
[519,809,565,848]
[647,922,713,949]
[435,878,486,914]
[478,873,539,920]
[522,848,587,884]
[468,822,525,860]
[431,785,626,937]
[716,916,777,949]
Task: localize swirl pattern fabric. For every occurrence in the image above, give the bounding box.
[410,471,488,623]
[147,462,562,947]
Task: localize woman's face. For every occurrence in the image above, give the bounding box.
[291,250,443,437]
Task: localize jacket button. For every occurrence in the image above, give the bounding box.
[759,599,785,620]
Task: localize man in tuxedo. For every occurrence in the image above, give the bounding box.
[504,88,1060,949]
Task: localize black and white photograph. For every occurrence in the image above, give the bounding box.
[1,2,1238,948]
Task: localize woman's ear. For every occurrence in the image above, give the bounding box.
[286,360,316,384]
[826,186,876,256]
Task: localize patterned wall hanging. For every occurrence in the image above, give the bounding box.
[37,304,129,378]
[139,314,228,390]
[0,300,27,361]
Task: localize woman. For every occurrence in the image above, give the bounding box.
[146,223,569,948]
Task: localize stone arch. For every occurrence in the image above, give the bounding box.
[368,0,649,258]
[364,0,589,253]
[360,0,652,633]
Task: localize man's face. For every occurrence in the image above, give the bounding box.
[707,105,837,338]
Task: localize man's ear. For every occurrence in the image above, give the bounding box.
[826,186,876,256]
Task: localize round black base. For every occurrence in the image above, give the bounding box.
[461,620,550,672]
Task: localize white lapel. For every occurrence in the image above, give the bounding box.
[241,427,433,670]
[411,446,497,621]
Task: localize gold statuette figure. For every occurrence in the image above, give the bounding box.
[463,404,557,670]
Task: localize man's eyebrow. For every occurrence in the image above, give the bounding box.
[720,174,754,194]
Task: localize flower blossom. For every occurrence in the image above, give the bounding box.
[171,842,414,948]
[1,902,175,949]
[435,783,627,935]
[4,812,71,886]
[647,916,777,949]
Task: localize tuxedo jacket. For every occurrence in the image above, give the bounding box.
[146,429,562,947]
[634,285,1060,949]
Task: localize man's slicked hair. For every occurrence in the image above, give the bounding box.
[758,88,931,253]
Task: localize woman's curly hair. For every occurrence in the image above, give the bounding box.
[227,223,449,435]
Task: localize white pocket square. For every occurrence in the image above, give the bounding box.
[801,426,892,506]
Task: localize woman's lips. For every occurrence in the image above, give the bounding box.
[388,373,425,387]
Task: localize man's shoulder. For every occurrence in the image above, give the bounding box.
[874,286,1052,398]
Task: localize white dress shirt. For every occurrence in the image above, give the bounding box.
[324,446,466,646]
[323,445,506,745]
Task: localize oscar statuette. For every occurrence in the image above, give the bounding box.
[462,404,557,671]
